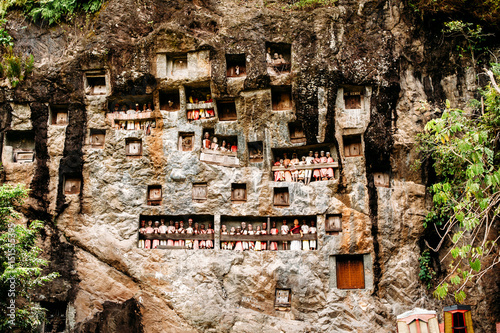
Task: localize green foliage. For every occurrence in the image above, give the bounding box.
[442,20,492,64]
[409,0,500,27]
[0,19,13,48]
[0,0,104,25]
[0,184,59,331]
[419,249,436,289]
[284,0,336,10]
[417,65,500,302]
[0,46,34,87]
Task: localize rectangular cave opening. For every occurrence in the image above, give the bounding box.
[192,183,207,201]
[85,71,107,95]
[138,214,214,250]
[274,288,291,310]
[126,138,142,157]
[335,255,365,289]
[217,99,237,121]
[185,84,215,121]
[325,214,342,235]
[271,86,292,111]
[147,185,162,206]
[273,187,289,206]
[220,215,317,251]
[40,301,67,333]
[89,129,106,148]
[343,86,364,110]
[247,141,264,163]
[226,54,246,78]
[108,95,154,113]
[167,53,188,77]
[178,132,195,151]
[288,121,306,143]
[49,105,69,126]
[271,144,338,183]
[266,42,292,75]
[343,135,362,157]
[231,183,247,202]
[159,90,180,111]
[373,172,390,188]
[200,131,239,166]
[64,175,82,195]
[5,130,35,163]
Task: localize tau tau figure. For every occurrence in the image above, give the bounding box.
[290,219,302,251]
[309,220,317,250]
[301,220,309,251]
[281,220,289,250]
[139,220,146,248]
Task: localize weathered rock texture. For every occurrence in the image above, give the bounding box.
[2,0,499,332]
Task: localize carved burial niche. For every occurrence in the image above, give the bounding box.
[40,301,67,333]
[373,172,390,188]
[84,71,107,95]
[89,129,105,148]
[226,54,246,78]
[185,84,215,121]
[49,105,69,125]
[178,132,195,151]
[231,183,247,202]
[325,214,342,234]
[266,42,292,75]
[343,87,363,110]
[167,53,188,77]
[108,95,154,113]
[159,90,180,111]
[147,185,162,206]
[271,86,292,111]
[336,255,365,289]
[64,176,81,195]
[126,138,142,157]
[248,141,264,163]
[343,135,362,157]
[275,288,291,310]
[217,99,237,121]
[273,187,290,206]
[192,183,207,201]
[288,122,306,143]
[5,131,35,163]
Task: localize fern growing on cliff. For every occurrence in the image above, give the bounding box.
[0,0,104,25]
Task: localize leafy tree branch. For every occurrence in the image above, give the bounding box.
[416,65,500,303]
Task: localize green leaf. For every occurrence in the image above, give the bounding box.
[450,275,461,285]
[470,258,481,272]
[455,290,467,303]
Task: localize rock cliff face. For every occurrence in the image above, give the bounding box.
[2,0,499,332]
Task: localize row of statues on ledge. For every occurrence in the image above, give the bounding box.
[186,95,215,120]
[138,219,317,251]
[202,132,238,152]
[274,151,335,184]
[112,103,153,114]
[221,219,317,251]
[138,219,215,249]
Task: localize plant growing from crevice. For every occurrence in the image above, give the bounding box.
[0,0,105,26]
[419,249,436,289]
[0,20,35,88]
